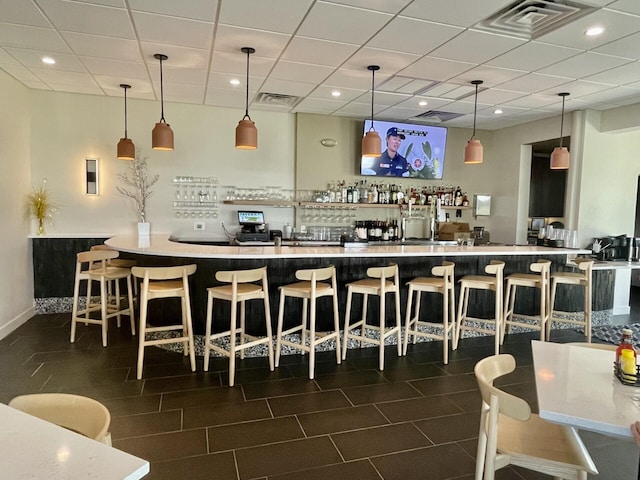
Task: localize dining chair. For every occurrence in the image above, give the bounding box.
[9,393,112,445]
[474,354,598,480]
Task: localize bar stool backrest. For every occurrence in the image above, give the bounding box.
[295,265,335,282]
[132,264,197,281]
[485,260,505,277]
[529,259,551,274]
[366,263,397,280]
[432,261,455,285]
[77,250,119,273]
[216,266,266,284]
[575,257,594,274]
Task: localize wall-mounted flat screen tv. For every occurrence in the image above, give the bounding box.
[360,120,448,179]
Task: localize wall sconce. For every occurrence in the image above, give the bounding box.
[85,158,99,195]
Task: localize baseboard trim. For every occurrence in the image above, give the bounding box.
[0,306,36,340]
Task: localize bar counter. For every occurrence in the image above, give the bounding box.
[105,233,588,259]
[103,234,603,336]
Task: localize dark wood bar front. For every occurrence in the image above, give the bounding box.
[87,234,603,336]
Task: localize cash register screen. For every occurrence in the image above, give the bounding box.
[238,211,265,226]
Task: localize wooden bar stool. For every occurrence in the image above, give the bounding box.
[342,263,401,371]
[70,250,135,347]
[132,264,197,379]
[203,266,274,387]
[403,261,456,364]
[453,260,505,355]
[546,257,594,342]
[502,259,551,343]
[275,265,341,380]
[90,244,138,304]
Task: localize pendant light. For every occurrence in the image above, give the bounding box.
[362,65,381,157]
[235,47,257,150]
[464,80,483,164]
[550,92,570,170]
[117,84,135,160]
[152,53,174,150]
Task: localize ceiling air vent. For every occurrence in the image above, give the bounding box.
[413,111,464,123]
[255,92,301,107]
[477,0,597,40]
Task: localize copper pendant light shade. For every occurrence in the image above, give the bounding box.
[117,83,135,160]
[236,47,257,150]
[152,53,174,151]
[550,92,570,170]
[464,80,483,165]
[362,65,381,157]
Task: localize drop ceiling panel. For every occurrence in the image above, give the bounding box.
[307,85,363,102]
[3,1,51,27]
[325,0,413,15]
[4,48,86,72]
[209,52,276,78]
[61,32,142,62]
[537,9,640,50]
[342,47,420,76]
[132,12,215,49]
[585,61,640,86]
[487,41,582,71]
[366,17,464,55]
[538,79,621,98]
[282,37,358,67]
[95,76,153,96]
[399,56,475,82]
[393,96,453,111]
[269,60,334,84]
[79,57,148,79]
[503,93,561,109]
[429,29,526,64]
[498,73,573,94]
[212,25,290,59]
[297,2,393,45]
[259,78,316,97]
[291,97,344,114]
[452,65,527,87]
[323,67,391,90]
[128,0,219,21]
[608,0,640,15]
[0,24,70,53]
[139,43,209,69]
[538,51,632,78]
[36,0,134,38]
[217,0,314,34]
[594,32,640,60]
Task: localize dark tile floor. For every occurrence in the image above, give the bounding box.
[1,305,637,480]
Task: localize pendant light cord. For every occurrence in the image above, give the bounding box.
[471,82,478,139]
[123,86,128,138]
[244,48,251,121]
[370,67,375,132]
[559,95,566,148]
[159,56,166,124]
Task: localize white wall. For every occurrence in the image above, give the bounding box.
[29,91,296,237]
[0,70,35,338]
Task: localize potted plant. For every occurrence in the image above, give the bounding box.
[116,151,159,236]
[27,179,57,235]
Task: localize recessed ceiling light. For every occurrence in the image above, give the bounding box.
[418,100,428,106]
[494,108,503,115]
[331,90,341,97]
[42,56,55,65]
[229,78,240,86]
[585,26,604,37]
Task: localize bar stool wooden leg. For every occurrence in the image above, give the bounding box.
[275,291,286,368]
[332,286,341,366]
[379,288,385,371]
[394,286,401,357]
[342,290,353,361]
[204,292,214,371]
[136,283,149,380]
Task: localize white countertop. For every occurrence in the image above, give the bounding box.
[532,341,637,440]
[0,403,149,479]
[105,233,590,259]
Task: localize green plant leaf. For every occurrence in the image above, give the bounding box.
[404,142,413,158]
[422,141,432,159]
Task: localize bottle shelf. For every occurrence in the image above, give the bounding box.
[222,199,471,210]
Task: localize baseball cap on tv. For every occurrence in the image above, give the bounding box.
[386,127,405,139]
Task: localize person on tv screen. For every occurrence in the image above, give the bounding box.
[372,127,410,177]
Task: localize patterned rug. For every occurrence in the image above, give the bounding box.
[592,323,640,348]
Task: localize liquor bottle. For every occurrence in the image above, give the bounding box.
[341,181,348,203]
[454,186,463,206]
[616,328,636,369]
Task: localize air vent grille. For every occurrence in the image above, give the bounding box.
[255,92,301,107]
[413,111,464,123]
[477,0,596,39]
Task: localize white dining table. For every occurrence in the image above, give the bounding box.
[531,340,640,439]
[0,403,149,479]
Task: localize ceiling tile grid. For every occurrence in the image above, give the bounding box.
[0,0,639,130]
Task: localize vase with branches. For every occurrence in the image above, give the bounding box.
[27,179,57,235]
[116,151,159,224]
